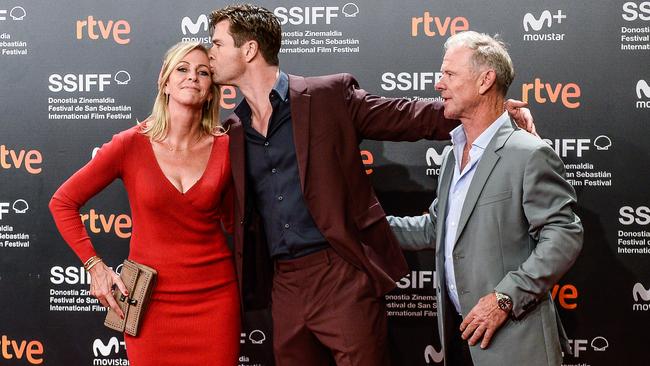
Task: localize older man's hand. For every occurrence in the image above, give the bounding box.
[459,292,509,349]
[505,99,538,137]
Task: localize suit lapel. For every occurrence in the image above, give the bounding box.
[228,121,246,216]
[454,120,516,243]
[436,149,455,254]
[288,75,311,191]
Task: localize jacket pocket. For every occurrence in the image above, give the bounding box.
[476,190,512,206]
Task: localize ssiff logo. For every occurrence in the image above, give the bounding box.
[622,2,650,21]
[274,4,359,25]
[636,80,650,108]
[76,16,131,44]
[411,12,468,37]
[0,6,26,21]
[0,199,29,220]
[633,282,650,311]
[48,71,131,93]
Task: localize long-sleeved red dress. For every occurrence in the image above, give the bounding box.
[49,125,240,366]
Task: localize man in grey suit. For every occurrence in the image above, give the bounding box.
[387,31,583,366]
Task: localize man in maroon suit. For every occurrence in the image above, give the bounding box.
[208,4,533,366]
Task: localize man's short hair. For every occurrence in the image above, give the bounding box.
[444,31,515,95]
[209,4,281,66]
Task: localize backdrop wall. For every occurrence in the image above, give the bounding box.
[1,0,649,365]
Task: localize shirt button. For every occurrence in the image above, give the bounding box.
[264,141,269,147]
[284,224,290,229]
[278,195,283,201]
[271,168,277,174]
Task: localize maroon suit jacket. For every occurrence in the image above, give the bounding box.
[224,73,458,310]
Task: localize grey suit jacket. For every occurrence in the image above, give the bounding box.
[388,119,583,366]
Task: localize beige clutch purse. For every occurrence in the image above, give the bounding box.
[104,259,157,336]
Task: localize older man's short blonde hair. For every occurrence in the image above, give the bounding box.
[445,31,515,95]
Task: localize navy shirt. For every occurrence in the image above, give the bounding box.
[235,71,329,259]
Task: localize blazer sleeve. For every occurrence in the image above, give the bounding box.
[494,144,583,318]
[340,73,459,141]
[49,133,125,263]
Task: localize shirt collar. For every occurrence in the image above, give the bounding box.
[234,70,289,121]
[450,111,509,150]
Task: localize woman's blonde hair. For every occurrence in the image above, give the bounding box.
[142,42,224,140]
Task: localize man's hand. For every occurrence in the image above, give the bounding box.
[460,292,509,349]
[505,99,538,137]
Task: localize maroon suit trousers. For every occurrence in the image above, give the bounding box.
[271,248,390,366]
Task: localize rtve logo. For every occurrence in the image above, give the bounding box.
[0,145,43,174]
[632,282,650,311]
[76,16,130,44]
[411,12,468,37]
[551,283,578,310]
[93,337,125,357]
[380,72,442,91]
[81,209,132,238]
[619,206,650,225]
[360,150,373,175]
[521,78,581,108]
[48,71,131,93]
[636,79,650,108]
[1,335,44,364]
[622,2,650,21]
[274,4,359,25]
[181,14,210,44]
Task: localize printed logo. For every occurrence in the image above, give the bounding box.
[249,330,266,344]
[93,337,124,357]
[0,6,26,21]
[619,206,650,225]
[48,72,131,93]
[75,16,131,44]
[522,9,566,41]
[180,14,210,43]
[424,344,444,364]
[0,199,29,220]
[81,209,132,239]
[566,336,611,357]
[425,145,452,176]
[397,271,435,289]
[0,145,43,174]
[50,266,92,285]
[550,283,578,310]
[274,5,356,25]
[636,80,650,108]
[521,78,581,108]
[622,2,650,21]
[0,335,44,364]
[411,12,469,37]
[633,282,650,301]
[360,150,373,175]
[633,282,650,311]
[381,72,441,91]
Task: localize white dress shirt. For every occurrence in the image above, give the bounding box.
[444,111,509,314]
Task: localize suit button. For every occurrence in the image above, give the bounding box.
[240,220,244,225]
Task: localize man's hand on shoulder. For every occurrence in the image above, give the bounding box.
[459,292,509,349]
[505,99,539,137]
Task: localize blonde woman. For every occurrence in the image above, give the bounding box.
[50,42,239,365]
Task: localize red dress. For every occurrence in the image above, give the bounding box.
[50,126,240,366]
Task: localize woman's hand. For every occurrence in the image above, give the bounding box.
[89,261,129,319]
